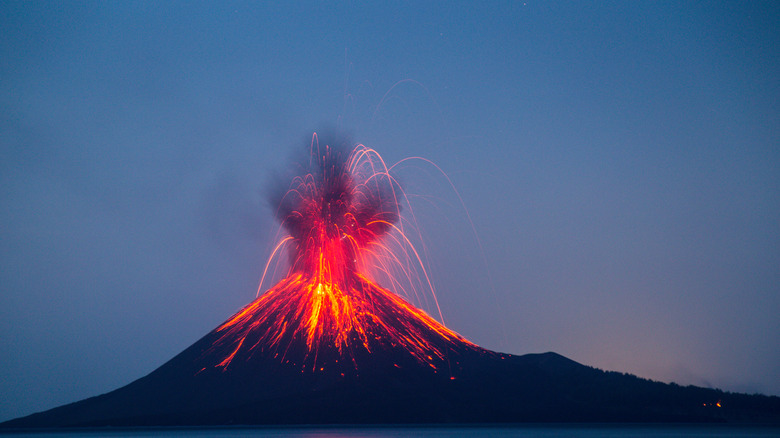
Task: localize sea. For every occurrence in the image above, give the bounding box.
[1,425,778,438]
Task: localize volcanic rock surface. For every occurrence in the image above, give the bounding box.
[4,278,779,427]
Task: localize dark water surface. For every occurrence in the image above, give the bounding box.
[2,425,779,438]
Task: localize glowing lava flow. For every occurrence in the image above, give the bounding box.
[206,134,479,372]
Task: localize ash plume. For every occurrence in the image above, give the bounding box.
[269,130,401,278]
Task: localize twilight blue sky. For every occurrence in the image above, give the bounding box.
[1,1,778,422]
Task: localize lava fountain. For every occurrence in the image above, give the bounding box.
[204,133,481,374]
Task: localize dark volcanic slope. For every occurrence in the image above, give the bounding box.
[5,348,780,426]
[3,276,780,427]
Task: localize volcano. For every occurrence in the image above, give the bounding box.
[4,136,779,427]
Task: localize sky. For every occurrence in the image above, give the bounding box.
[1,0,778,422]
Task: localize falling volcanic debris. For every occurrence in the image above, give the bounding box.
[205,132,483,374]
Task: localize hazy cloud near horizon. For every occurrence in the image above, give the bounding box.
[1,1,778,422]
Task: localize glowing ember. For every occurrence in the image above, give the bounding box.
[205,133,479,372]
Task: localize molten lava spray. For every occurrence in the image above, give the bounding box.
[206,133,479,373]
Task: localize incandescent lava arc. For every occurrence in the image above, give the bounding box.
[203,133,483,374]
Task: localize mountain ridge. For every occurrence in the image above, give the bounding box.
[3,327,779,427]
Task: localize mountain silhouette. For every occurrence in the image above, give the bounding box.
[3,275,779,427]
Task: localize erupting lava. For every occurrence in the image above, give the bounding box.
[205,134,480,373]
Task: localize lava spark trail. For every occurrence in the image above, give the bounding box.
[205,133,480,372]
